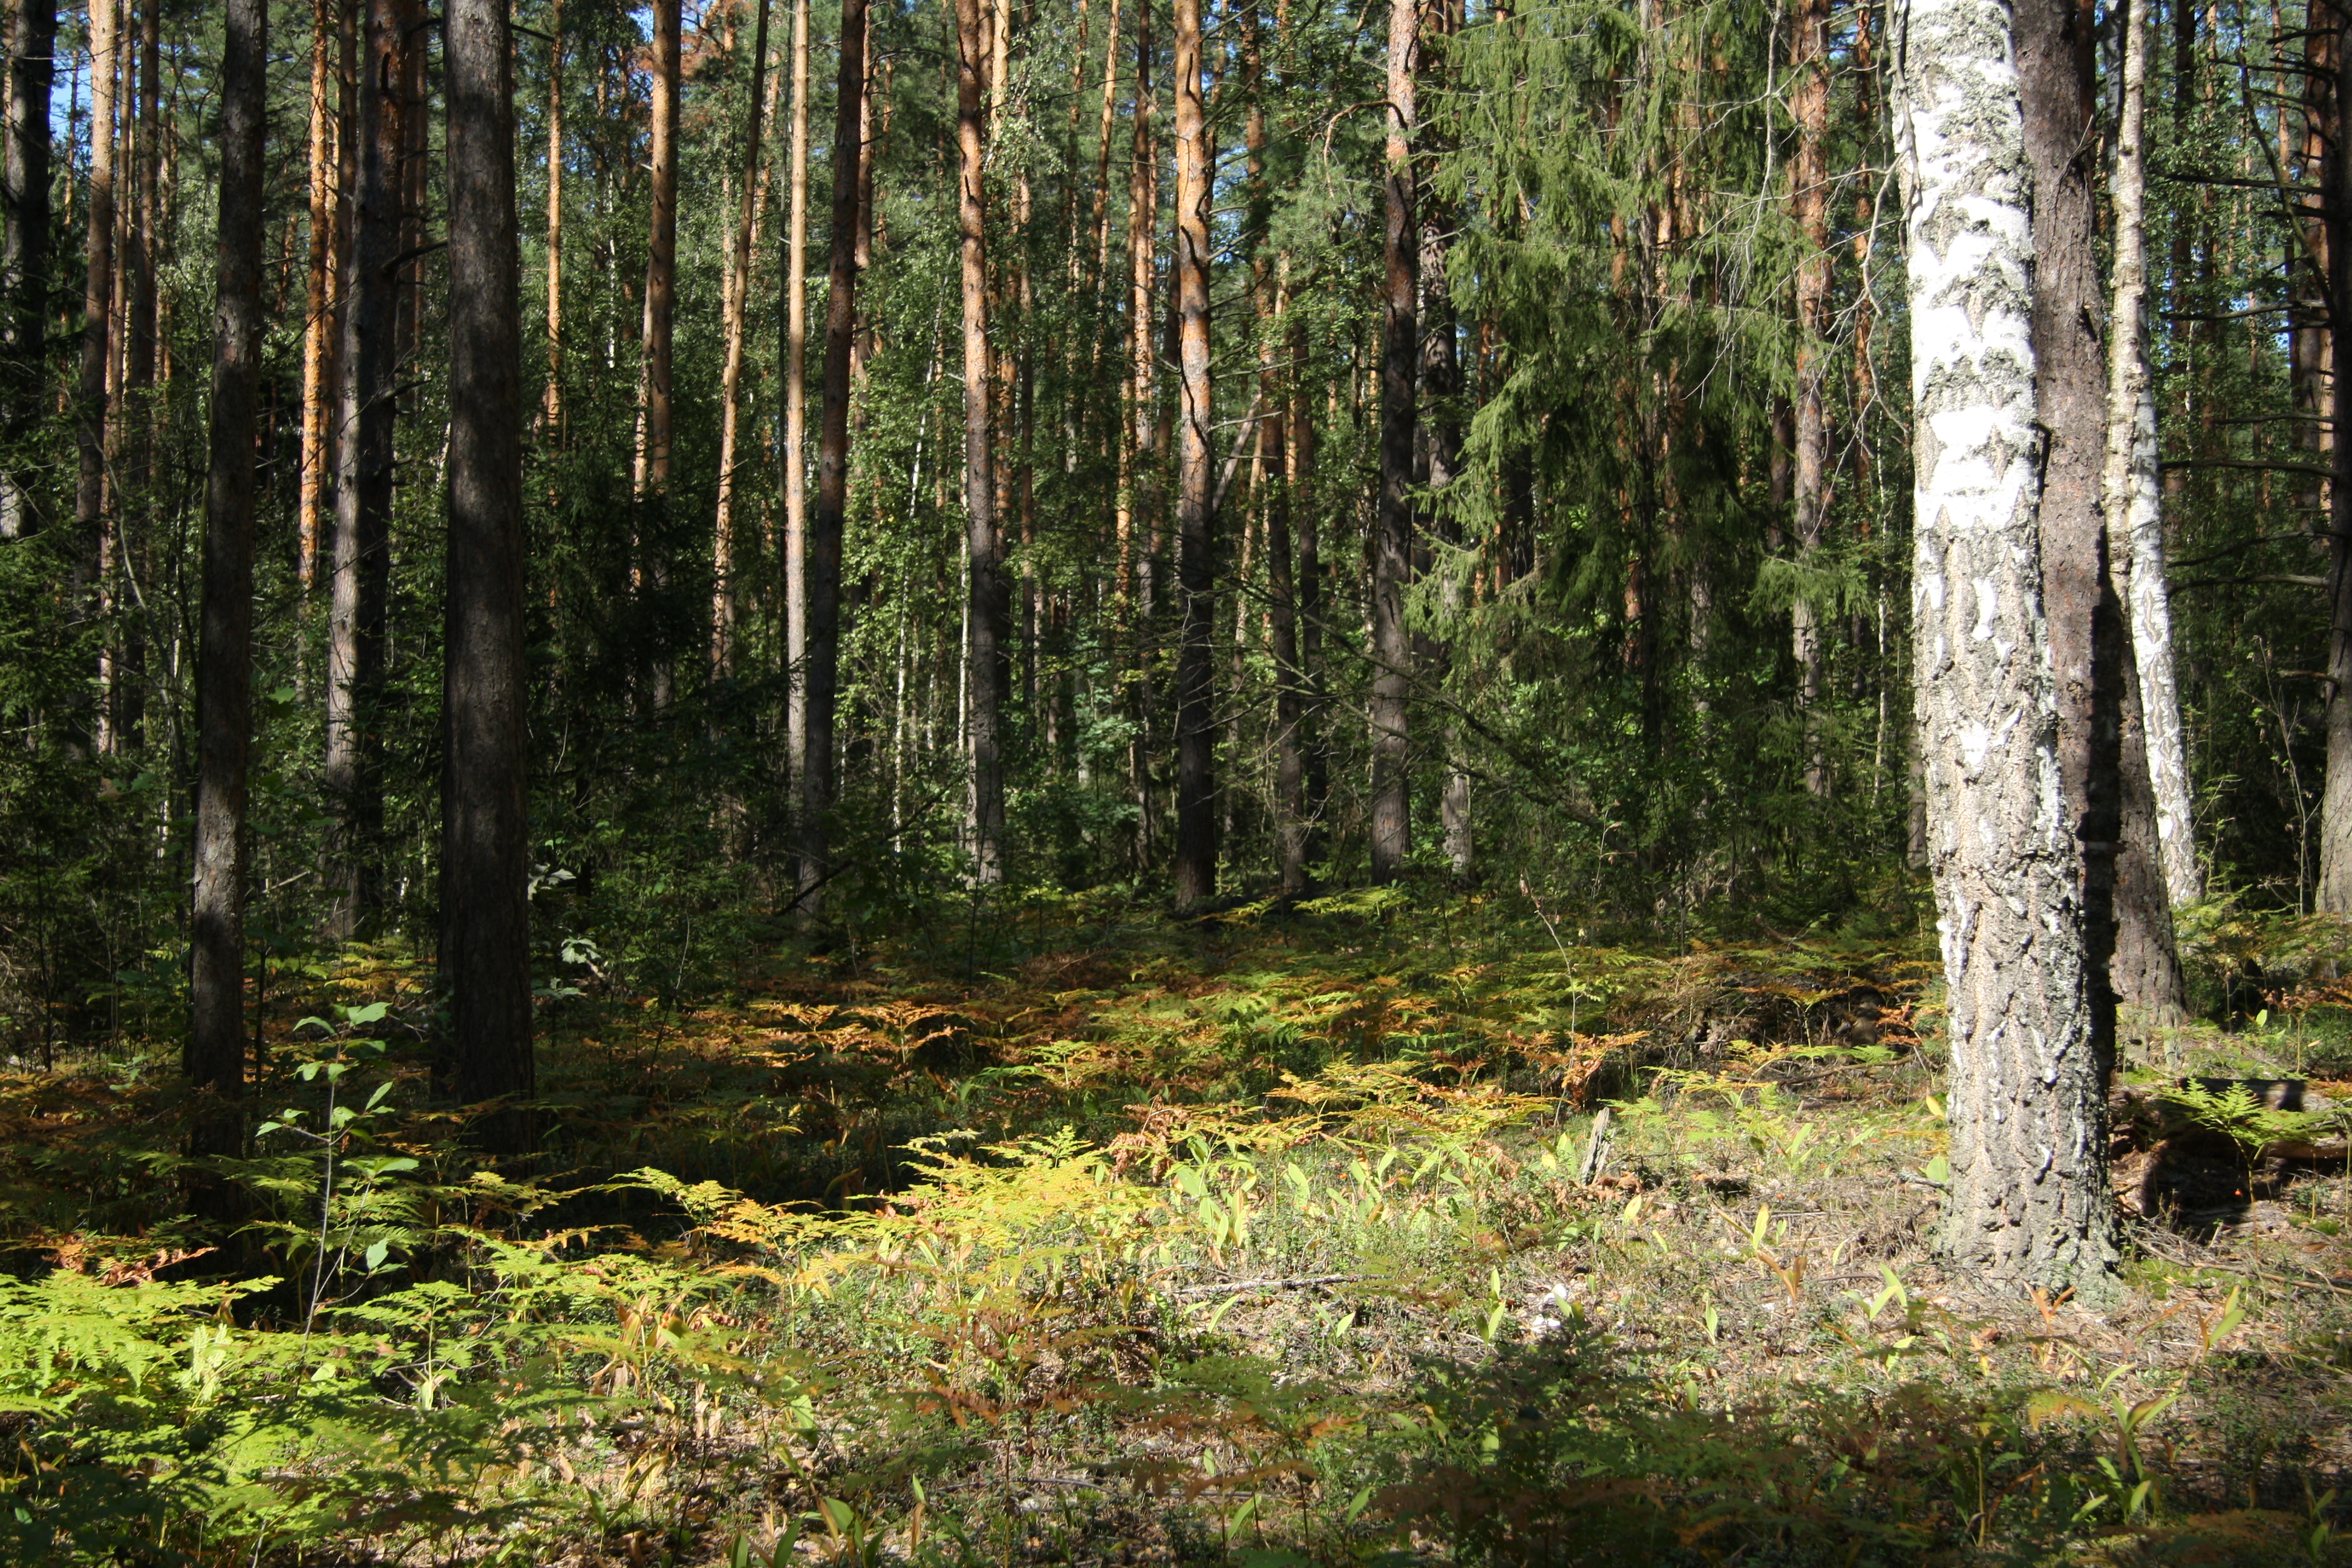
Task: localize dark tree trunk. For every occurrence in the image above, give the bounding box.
[635,0,681,708]
[1290,303,1327,854]
[1171,0,1215,906]
[325,0,405,940]
[1370,0,1417,884]
[2016,0,2184,1036]
[2015,0,2114,1056]
[2319,4,2352,912]
[442,0,532,1146]
[1417,0,1465,877]
[802,0,867,915]
[1124,0,1158,863]
[2,0,53,538]
[74,0,119,611]
[191,0,267,1182]
[129,0,157,393]
[1790,0,1831,795]
[955,0,1002,883]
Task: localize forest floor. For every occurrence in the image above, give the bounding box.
[5,888,2352,1566]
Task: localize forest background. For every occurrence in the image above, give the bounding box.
[5,0,2352,1560]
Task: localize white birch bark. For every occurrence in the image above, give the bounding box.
[2101,0,2200,907]
[1893,0,2116,1295]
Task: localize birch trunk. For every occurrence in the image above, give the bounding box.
[711,0,772,679]
[2099,0,2194,1025]
[191,0,266,1177]
[1370,0,1417,885]
[1893,0,2115,1296]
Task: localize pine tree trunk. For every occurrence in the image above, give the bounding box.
[2100,0,2192,1024]
[75,0,119,622]
[399,0,426,360]
[325,0,405,941]
[1091,0,1122,290]
[442,0,532,1144]
[803,0,867,916]
[711,0,771,679]
[2,0,53,540]
[1124,1,1157,862]
[191,0,266,1178]
[1420,0,1466,877]
[2019,0,2186,1039]
[1790,0,1831,795]
[785,0,812,768]
[955,0,1003,884]
[1171,0,1215,906]
[1249,5,1306,896]
[1370,0,1416,885]
[1895,0,2114,1298]
[542,0,564,439]
[1292,296,1328,852]
[634,0,681,707]
[298,0,338,592]
[2318,6,2352,914]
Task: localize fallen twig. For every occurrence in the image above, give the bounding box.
[1175,1273,1368,1298]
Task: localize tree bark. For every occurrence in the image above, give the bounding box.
[1123,0,1157,863]
[1290,284,1328,869]
[191,0,266,1178]
[2107,0,2197,910]
[785,0,812,764]
[1420,0,1466,877]
[2019,0,2185,1033]
[1091,0,1122,290]
[1791,0,1831,795]
[633,0,681,708]
[74,0,119,612]
[442,0,532,1145]
[1251,11,1305,896]
[325,0,405,941]
[2318,3,2352,913]
[955,0,1003,883]
[1171,0,1215,906]
[803,0,867,916]
[2,0,53,540]
[1370,0,1417,884]
[2100,0,2191,1025]
[712,0,772,678]
[1894,0,2114,1298]
[541,0,564,440]
[298,0,339,591]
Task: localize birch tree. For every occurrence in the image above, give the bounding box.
[2101,0,2198,910]
[1893,0,2114,1295]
